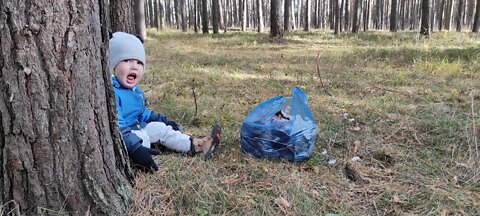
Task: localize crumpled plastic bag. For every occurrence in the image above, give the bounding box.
[240,86,317,162]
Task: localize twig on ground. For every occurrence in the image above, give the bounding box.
[316,54,332,96]
[373,200,380,216]
[191,78,198,117]
[470,90,478,160]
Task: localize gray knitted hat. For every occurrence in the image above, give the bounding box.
[109,32,146,72]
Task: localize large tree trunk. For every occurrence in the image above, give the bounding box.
[134,0,148,38]
[390,0,398,31]
[111,0,136,33]
[271,0,283,37]
[0,0,134,215]
[473,0,480,32]
[421,0,431,35]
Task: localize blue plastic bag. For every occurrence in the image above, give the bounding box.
[240,87,317,162]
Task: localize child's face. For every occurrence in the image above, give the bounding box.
[114,59,144,89]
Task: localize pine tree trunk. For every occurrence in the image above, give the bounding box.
[421,0,431,35]
[271,0,283,37]
[111,0,136,33]
[0,0,134,214]
[135,0,148,38]
[334,0,340,34]
[473,0,480,31]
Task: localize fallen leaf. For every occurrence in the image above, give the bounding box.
[274,196,291,208]
[352,126,361,131]
[450,176,458,185]
[393,194,401,203]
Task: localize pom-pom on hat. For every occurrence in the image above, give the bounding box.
[109,32,145,72]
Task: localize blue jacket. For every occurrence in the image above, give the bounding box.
[112,77,168,153]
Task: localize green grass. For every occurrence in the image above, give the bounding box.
[129,29,480,215]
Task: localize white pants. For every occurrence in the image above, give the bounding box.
[131,122,191,153]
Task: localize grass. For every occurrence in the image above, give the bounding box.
[129,29,480,215]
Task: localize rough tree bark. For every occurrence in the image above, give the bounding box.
[0,0,134,215]
[110,0,136,33]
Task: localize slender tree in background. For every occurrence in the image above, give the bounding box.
[258,0,265,32]
[213,0,220,33]
[352,0,361,33]
[111,0,136,33]
[421,0,431,36]
[473,0,480,32]
[154,0,160,30]
[390,0,398,32]
[242,0,247,31]
[304,0,311,31]
[445,0,454,30]
[284,0,292,31]
[271,0,282,37]
[439,0,446,30]
[334,0,340,34]
[134,0,148,38]
[0,0,134,214]
[456,0,464,31]
[202,0,209,33]
[181,0,188,31]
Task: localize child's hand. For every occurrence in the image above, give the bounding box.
[130,146,160,172]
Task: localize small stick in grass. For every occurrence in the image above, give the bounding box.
[191,78,198,117]
[316,54,332,96]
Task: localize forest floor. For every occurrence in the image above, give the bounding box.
[128,29,480,215]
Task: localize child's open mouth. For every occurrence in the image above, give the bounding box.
[126,73,137,84]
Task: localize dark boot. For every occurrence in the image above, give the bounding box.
[190,125,222,159]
